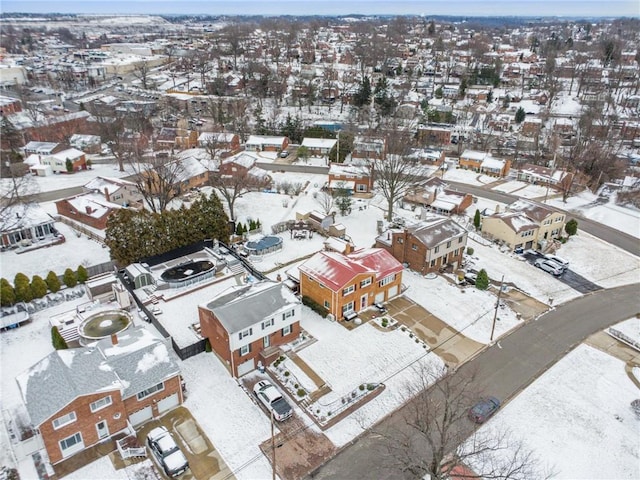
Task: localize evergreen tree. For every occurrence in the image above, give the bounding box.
[46,271,61,293]
[30,275,48,299]
[13,273,32,303]
[335,189,352,215]
[63,268,77,288]
[1,278,16,306]
[77,265,88,283]
[435,86,443,99]
[475,269,489,290]
[486,90,493,103]
[235,222,243,236]
[473,209,481,230]
[565,219,578,236]
[354,76,372,107]
[515,106,526,123]
[65,158,74,173]
[51,326,68,350]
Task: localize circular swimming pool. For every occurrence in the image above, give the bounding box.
[160,260,215,282]
[245,235,283,255]
[79,309,133,343]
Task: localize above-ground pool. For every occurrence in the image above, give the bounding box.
[160,260,215,284]
[245,235,283,255]
[79,309,132,344]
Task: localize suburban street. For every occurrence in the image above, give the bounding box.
[308,282,640,479]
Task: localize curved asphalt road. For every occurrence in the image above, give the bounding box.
[309,283,640,479]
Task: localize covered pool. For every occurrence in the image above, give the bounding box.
[245,235,283,255]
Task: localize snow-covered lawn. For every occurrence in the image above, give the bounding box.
[443,168,496,186]
[403,271,522,344]
[491,180,550,199]
[481,343,640,479]
[547,192,640,239]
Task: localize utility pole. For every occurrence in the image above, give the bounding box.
[271,409,276,480]
[490,275,505,343]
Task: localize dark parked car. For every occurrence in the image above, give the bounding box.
[147,426,189,477]
[279,150,290,158]
[254,380,293,421]
[468,396,501,423]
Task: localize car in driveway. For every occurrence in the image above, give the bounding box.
[468,396,501,423]
[253,380,293,421]
[279,150,290,158]
[147,426,189,478]
[534,258,563,276]
[544,254,569,271]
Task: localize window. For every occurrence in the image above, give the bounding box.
[342,302,355,314]
[446,241,451,248]
[239,327,252,340]
[282,325,292,336]
[396,238,403,244]
[356,183,367,192]
[282,309,295,320]
[90,396,112,413]
[53,412,77,430]
[430,259,436,267]
[379,274,395,287]
[59,432,83,453]
[261,319,274,330]
[360,277,372,288]
[240,344,251,356]
[136,382,164,400]
[434,245,440,253]
[458,236,463,243]
[412,244,418,251]
[343,285,355,296]
[324,300,330,309]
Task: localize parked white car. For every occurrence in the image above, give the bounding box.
[253,380,293,421]
[534,258,563,276]
[544,254,569,271]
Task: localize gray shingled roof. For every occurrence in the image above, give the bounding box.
[204,281,298,334]
[16,327,181,427]
[409,218,467,248]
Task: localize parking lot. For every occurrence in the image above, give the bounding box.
[521,250,602,294]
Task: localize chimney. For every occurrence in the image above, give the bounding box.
[104,187,110,202]
[344,243,354,254]
[85,205,93,214]
[495,205,501,214]
[111,333,118,345]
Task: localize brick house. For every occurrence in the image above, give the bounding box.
[328,163,373,195]
[40,148,87,173]
[198,132,241,152]
[508,199,566,245]
[55,192,122,230]
[417,125,452,146]
[16,328,183,465]
[299,247,404,321]
[375,217,468,274]
[351,136,385,161]
[0,95,22,115]
[154,127,198,151]
[198,281,301,377]
[245,135,289,152]
[459,149,511,177]
[301,137,337,156]
[83,176,144,209]
[403,179,473,216]
[218,153,271,186]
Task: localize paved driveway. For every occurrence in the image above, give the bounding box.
[522,250,602,294]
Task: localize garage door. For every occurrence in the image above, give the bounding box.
[237,358,255,377]
[387,285,398,299]
[129,406,152,426]
[374,292,385,304]
[157,393,179,415]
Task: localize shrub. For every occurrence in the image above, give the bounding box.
[475,269,489,290]
[14,273,32,303]
[565,219,578,236]
[301,295,329,317]
[359,384,365,391]
[63,268,77,288]
[1,278,16,306]
[367,384,375,391]
[51,326,68,350]
[284,371,290,377]
[401,326,406,332]
[46,271,61,293]
[205,338,212,352]
[294,383,299,389]
[30,275,48,299]
[466,247,474,255]
[381,318,388,327]
[77,265,88,284]
[297,388,306,397]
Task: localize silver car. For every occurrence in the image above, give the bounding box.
[534,258,563,276]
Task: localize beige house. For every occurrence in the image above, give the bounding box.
[481,199,565,251]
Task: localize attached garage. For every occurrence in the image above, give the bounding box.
[374,292,385,304]
[157,393,180,415]
[387,285,399,299]
[237,358,255,377]
[128,406,152,426]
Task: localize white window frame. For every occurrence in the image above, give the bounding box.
[342,301,355,314]
[356,183,367,192]
[324,300,330,309]
[360,277,372,288]
[59,432,83,454]
[261,319,274,330]
[90,395,112,413]
[239,327,252,340]
[240,344,251,356]
[282,325,292,336]
[52,412,77,430]
[379,274,395,287]
[136,382,164,401]
[342,285,355,296]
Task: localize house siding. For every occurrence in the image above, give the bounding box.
[380,231,467,274]
[121,375,183,422]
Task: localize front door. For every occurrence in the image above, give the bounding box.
[263,335,270,348]
[96,420,109,440]
[360,294,368,311]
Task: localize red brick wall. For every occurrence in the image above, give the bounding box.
[229,323,300,376]
[55,199,112,230]
[121,375,183,421]
[40,390,127,465]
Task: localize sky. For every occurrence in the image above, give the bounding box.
[1,0,638,17]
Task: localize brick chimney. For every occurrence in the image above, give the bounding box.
[104,187,110,202]
[85,205,93,214]
[344,243,354,254]
[111,333,118,345]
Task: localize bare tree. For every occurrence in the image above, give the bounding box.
[0,163,39,232]
[315,190,335,215]
[373,128,428,222]
[129,155,186,213]
[377,364,551,480]
[209,167,269,222]
[132,60,153,90]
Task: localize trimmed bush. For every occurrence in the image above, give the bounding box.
[77,265,88,284]
[565,219,578,236]
[63,268,77,288]
[284,371,290,377]
[475,269,489,290]
[466,247,474,255]
[51,326,68,350]
[297,388,306,397]
[301,295,329,317]
[205,338,212,352]
[30,275,48,299]
[359,384,365,391]
[46,271,61,293]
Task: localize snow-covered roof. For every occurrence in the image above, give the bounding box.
[198,132,236,144]
[301,137,337,149]
[460,149,489,161]
[508,199,556,223]
[407,217,467,247]
[49,148,85,161]
[488,212,539,233]
[83,176,137,195]
[63,192,122,219]
[245,135,286,147]
[481,157,506,170]
[223,152,256,169]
